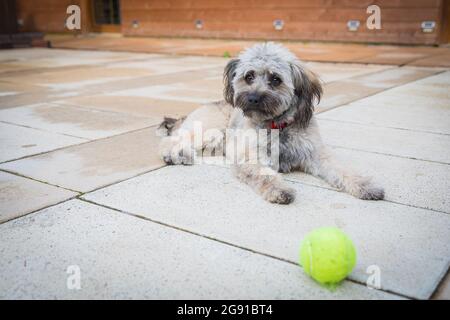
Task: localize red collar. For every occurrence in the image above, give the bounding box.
[270,121,288,130]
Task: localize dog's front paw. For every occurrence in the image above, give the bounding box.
[162,155,174,165]
[351,178,385,200]
[172,148,194,165]
[264,186,296,205]
[161,146,195,165]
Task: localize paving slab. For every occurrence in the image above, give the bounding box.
[0,50,160,70]
[0,48,142,62]
[179,41,259,57]
[76,66,224,96]
[286,43,443,65]
[105,55,227,75]
[317,67,443,112]
[0,122,85,163]
[318,79,381,113]
[0,90,81,110]
[408,52,450,68]
[0,128,164,193]
[286,147,450,214]
[0,80,42,95]
[306,62,392,84]
[0,63,32,74]
[0,90,19,98]
[82,165,450,299]
[318,71,450,134]
[48,35,140,51]
[55,95,200,119]
[157,75,224,96]
[0,66,150,91]
[353,48,434,65]
[50,35,252,57]
[0,81,54,110]
[109,84,224,104]
[0,103,158,139]
[278,43,377,63]
[0,48,76,63]
[317,119,450,164]
[0,199,401,299]
[354,66,445,87]
[0,171,77,223]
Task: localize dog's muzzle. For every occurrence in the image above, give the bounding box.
[235,92,280,118]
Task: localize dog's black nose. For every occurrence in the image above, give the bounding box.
[247,93,260,105]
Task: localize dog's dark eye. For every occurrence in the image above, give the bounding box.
[270,75,282,87]
[245,71,255,84]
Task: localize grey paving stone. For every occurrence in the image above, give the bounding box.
[0,199,399,299]
[79,66,224,96]
[356,66,442,85]
[0,48,149,65]
[317,119,450,164]
[109,84,224,104]
[53,95,200,119]
[83,165,450,299]
[0,171,77,223]
[306,62,392,84]
[0,88,60,109]
[105,55,227,75]
[0,128,164,192]
[317,66,442,112]
[318,71,450,135]
[0,103,158,140]
[0,122,85,163]
[286,147,450,214]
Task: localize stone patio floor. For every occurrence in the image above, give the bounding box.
[0,39,449,299]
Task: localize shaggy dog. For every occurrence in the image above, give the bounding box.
[157,42,384,204]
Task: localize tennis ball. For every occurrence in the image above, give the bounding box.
[299,227,356,285]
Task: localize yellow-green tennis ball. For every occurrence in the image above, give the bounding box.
[299,227,357,284]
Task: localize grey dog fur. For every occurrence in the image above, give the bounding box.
[158,42,384,204]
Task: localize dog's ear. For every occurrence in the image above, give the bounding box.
[290,61,323,127]
[223,58,240,106]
